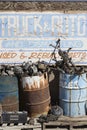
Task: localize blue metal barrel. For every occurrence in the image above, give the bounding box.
[59,73,87,117]
[0,76,19,111]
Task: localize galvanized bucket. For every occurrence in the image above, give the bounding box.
[21,72,51,117]
[59,73,87,117]
[0,76,19,111]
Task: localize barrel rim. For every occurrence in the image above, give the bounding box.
[23,85,49,91]
[59,85,87,90]
[59,99,87,103]
[2,101,19,107]
[26,97,50,106]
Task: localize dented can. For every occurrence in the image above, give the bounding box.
[21,72,50,117]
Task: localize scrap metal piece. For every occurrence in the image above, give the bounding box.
[28,64,38,76]
[14,66,23,76]
[1,70,8,76]
[50,39,85,75]
[6,70,14,76]
[38,105,63,123]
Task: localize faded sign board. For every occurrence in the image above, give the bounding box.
[0,11,87,64]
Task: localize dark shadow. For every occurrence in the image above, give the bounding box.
[17,76,25,111]
[48,69,60,106]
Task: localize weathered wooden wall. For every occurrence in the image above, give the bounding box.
[0,2,87,11]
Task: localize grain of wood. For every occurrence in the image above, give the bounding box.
[0,2,87,11]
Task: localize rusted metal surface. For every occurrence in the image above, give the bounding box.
[2,96,19,111]
[0,76,19,111]
[21,72,50,117]
[22,73,48,90]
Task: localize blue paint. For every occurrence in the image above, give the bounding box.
[2,40,55,49]
[0,13,87,38]
[0,76,19,111]
[2,40,83,49]
[0,12,87,64]
[59,73,87,117]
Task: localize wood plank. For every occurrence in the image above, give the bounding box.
[60,115,87,119]
[58,116,87,122]
[43,115,87,130]
[44,121,87,126]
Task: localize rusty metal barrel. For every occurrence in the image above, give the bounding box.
[21,72,50,117]
[0,76,19,111]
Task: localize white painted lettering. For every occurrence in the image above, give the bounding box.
[34,16,43,35]
[78,16,86,36]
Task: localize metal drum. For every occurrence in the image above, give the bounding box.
[21,72,50,117]
[59,73,87,117]
[0,76,19,111]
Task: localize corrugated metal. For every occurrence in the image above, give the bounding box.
[0,76,19,111]
[59,73,87,117]
[21,72,50,117]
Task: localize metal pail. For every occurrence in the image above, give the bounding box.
[0,76,19,111]
[21,72,51,117]
[59,73,87,117]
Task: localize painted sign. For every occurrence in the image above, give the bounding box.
[0,12,87,64]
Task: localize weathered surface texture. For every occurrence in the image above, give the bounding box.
[0,1,86,107]
[0,2,87,11]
